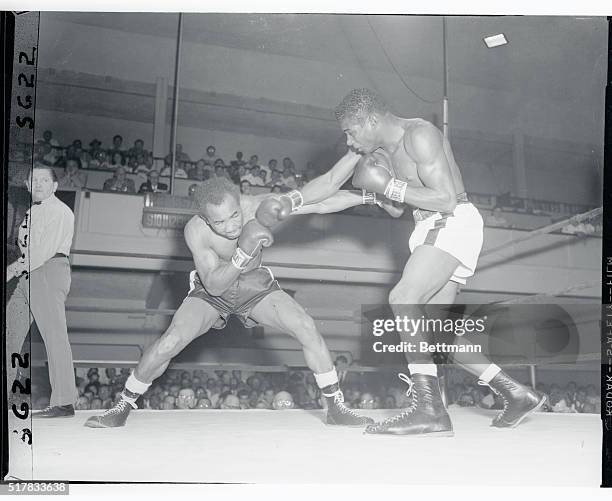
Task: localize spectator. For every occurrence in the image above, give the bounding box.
[75,396,90,410]
[160,156,188,179]
[270,185,283,194]
[103,166,136,193]
[205,145,218,164]
[39,129,60,148]
[186,160,209,181]
[272,391,295,410]
[265,159,278,178]
[89,139,103,161]
[139,170,168,193]
[214,164,228,179]
[220,394,240,410]
[165,143,191,168]
[176,388,197,409]
[57,158,87,191]
[485,207,511,228]
[281,165,298,189]
[240,180,252,195]
[34,141,58,166]
[266,169,283,188]
[72,140,90,168]
[107,134,124,159]
[196,398,212,409]
[248,154,260,171]
[110,151,125,168]
[89,150,110,170]
[243,165,264,186]
[237,389,251,409]
[231,151,246,167]
[127,139,146,160]
[162,396,176,410]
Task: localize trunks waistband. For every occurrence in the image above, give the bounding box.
[412,192,470,222]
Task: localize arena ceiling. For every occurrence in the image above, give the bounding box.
[44,13,607,103]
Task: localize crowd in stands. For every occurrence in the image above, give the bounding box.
[34,130,315,195]
[30,358,600,414]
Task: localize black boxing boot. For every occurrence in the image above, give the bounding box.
[84,390,138,428]
[478,370,546,428]
[365,373,453,436]
[323,384,374,427]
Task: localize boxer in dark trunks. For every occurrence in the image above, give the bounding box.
[257,89,544,436]
[86,176,374,428]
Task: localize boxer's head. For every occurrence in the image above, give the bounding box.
[335,88,389,153]
[26,166,58,203]
[194,177,243,240]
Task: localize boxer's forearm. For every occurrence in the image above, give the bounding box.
[296,190,363,215]
[400,185,456,212]
[300,151,360,204]
[203,264,242,296]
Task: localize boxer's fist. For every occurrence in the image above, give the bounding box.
[238,219,273,256]
[352,155,393,195]
[255,197,292,227]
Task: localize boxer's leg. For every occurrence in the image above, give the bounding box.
[367,246,458,436]
[250,290,332,374]
[135,298,220,383]
[427,282,544,428]
[85,297,220,428]
[389,245,460,373]
[250,291,373,426]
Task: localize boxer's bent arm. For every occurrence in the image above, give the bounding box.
[400,126,457,212]
[300,151,361,204]
[184,224,240,297]
[296,190,363,215]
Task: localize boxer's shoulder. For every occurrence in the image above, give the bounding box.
[402,120,443,161]
[184,215,212,247]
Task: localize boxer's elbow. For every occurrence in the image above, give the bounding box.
[439,193,456,213]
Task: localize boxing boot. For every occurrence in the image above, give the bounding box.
[478,370,546,428]
[84,390,138,428]
[365,373,453,436]
[323,383,374,427]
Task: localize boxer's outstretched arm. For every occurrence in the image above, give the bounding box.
[296,190,363,215]
[184,221,240,297]
[300,151,361,204]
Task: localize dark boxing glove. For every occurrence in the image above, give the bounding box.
[255,190,304,228]
[352,154,407,203]
[231,219,273,270]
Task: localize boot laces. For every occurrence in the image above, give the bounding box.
[478,380,508,416]
[378,373,417,426]
[102,398,136,416]
[332,392,365,418]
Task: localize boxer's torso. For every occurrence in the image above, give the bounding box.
[380,118,466,204]
[185,196,263,273]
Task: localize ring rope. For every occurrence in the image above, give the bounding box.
[480,207,602,259]
[498,280,600,305]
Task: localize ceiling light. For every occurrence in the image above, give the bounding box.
[483,33,508,48]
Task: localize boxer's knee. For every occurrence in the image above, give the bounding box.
[389,284,427,306]
[157,321,190,358]
[286,312,321,347]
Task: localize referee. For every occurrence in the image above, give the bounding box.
[6,165,77,418]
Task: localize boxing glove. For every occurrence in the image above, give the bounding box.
[231,219,273,270]
[352,155,407,203]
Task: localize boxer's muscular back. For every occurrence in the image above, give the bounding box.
[381,118,465,196]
